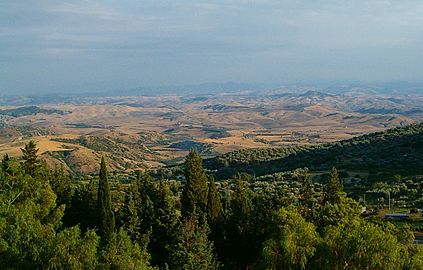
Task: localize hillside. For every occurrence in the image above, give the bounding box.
[205,123,423,179]
[0,106,65,117]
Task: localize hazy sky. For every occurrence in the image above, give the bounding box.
[1,1,423,95]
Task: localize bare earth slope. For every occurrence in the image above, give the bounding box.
[0,86,422,174]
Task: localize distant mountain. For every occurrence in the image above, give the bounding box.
[0,106,66,117]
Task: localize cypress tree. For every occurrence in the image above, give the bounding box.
[21,140,40,177]
[206,177,225,263]
[206,178,223,225]
[97,157,115,244]
[325,167,343,204]
[181,150,208,216]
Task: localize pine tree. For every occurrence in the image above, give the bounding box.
[181,150,208,216]
[325,167,343,204]
[21,140,40,177]
[97,157,115,244]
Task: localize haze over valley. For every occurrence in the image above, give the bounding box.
[1,84,422,174]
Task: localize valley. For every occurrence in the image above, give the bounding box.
[1,85,422,174]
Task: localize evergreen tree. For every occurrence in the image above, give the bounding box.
[181,150,208,216]
[149,181,181,268]
[206,177,223,225]
[100,228,153,270]
[97,157,115,244]
[122,183,142,242]
[20,140,40,177]
[49,165,73,207]
[325,167,343,204]
[171,213,219,270]
[206,178,225,262]
[64,180,98,232]
[226,180,255,269]
[1,153,10,173]
[301,171,314,208]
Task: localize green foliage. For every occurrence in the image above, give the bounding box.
[1,154,10,173]
[99,228,153,270]
[318,194,361,228]
[206,178,223,226]
[170,213,218,270]
[46,227,99,270]
[262,206,320,270]
[20,140,40,177]
[122,183,142,242]
[2,144,423,269]
[225,180,256,268]
[325,167,343,204]
[182,150,208,215]
[318,221,404,269]
[97,157,115,244]
[64,180,97,232]
[0,106,65,117]
[206,123,423,178]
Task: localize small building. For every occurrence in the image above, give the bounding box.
[384,213,409,220]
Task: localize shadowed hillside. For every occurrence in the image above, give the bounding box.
[205,123,423,179]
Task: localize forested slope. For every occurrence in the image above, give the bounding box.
[205,123,423,178]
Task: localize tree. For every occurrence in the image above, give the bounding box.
[0,159,99,269]
[206,178,225,262]
[97,157,115,244]
[325,167,343,204]
[1,153,10,173]
[301,171,314,208]
[46,227,99,270]
[318,194,361,229]
[64,180,98,232]
[48,165,73,207]
[21,140,40,177]
[318,221,404,270]
[206,177,223,226]
[122,183,142,242]
[226,179,255,269]
[181,150,208,216]
[171,213,219,270]
[100,228,153,270]
[149,181,180,268]
[262,206,320,270]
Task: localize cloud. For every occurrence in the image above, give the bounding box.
[1,0,423,94]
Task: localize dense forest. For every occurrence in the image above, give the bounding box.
[1,125,423,269]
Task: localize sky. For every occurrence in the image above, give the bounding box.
[1,0,423,95]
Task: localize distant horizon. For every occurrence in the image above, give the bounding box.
[1,80,423,99]
[2,1,423,95]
